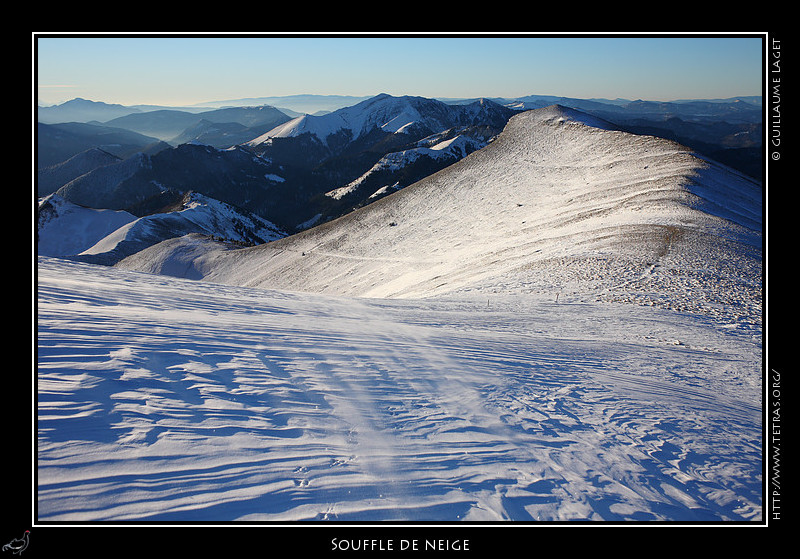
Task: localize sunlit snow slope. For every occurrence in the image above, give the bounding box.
[118,105,762,326]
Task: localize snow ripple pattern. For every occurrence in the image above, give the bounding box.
[37,257,762,522]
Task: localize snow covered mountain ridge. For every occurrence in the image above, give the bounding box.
[117,104,762,327]
[247,94,512,148]
[38,191,286,266]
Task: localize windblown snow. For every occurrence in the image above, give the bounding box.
[37,105,763,523]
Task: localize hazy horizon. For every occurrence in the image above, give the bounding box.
[34,34,764,108]
[36,90,764,110]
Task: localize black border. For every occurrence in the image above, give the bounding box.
[27,31,777,557]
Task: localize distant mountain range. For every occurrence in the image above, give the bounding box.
[36,93,763,179]
[37,95,519,234]
[36,93,763,268]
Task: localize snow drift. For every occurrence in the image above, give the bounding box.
[37,256,762,522]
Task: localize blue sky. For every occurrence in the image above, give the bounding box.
[35,34,764,107]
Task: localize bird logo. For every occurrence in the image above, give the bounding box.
[2,531,29,555]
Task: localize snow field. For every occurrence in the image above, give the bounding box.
[37,257,762,522]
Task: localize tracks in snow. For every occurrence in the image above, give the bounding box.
[37,257,762,521]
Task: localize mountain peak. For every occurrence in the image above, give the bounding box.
[530,104,620,131]
[247,93,513,149]
[63,97,124,108]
